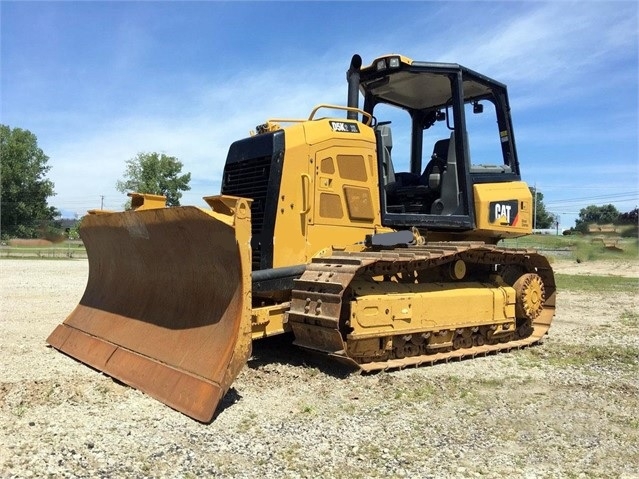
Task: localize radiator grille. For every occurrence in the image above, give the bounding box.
[221,155,272,270]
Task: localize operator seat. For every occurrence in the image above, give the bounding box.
[376,124,396,186]
[431,138,450,163]
[420,138,450,190]
[430,132,460,215]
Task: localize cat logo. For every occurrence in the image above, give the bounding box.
[489,200,520,226]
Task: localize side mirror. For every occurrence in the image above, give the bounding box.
[473,101,484,114]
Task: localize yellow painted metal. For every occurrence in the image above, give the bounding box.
[513,273,546,320]
[348,278,516,341]
[268,121,312,267]
[448,260,467,280]
[473,181,533,238]
[251,303,291,339]
[128,192,167,210]
[270,117,389,268]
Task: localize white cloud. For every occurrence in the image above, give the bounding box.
[46,61,348,215]
[425,2,637,108]
[13,1,636,221]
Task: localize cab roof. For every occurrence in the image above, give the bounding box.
[359,54,507,111]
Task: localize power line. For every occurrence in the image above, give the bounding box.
[546,192,636,202]
[546,199,638,209]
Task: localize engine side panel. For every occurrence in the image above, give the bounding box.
[271,118,387,268]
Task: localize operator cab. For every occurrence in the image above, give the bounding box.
[349,54,522,231]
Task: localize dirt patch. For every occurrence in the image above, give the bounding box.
[7,238,53,247]
[551,258,639,277]
[1,259,638,478]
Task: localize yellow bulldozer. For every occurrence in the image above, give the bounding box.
[48,54,556,422]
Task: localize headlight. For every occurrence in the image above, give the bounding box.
[388,56,400,68]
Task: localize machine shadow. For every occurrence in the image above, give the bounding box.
[246,333,355,379]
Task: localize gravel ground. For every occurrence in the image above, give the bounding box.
[1,258,638,479]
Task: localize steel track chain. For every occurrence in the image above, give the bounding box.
[287,242,556,371]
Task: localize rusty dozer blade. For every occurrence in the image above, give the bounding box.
[47,196,253,422]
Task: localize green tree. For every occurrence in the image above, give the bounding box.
[116,152,191,207]
[530,187,553,229]
[67,214,83,240]
[575,204,620,232]
[617,208,638,238]
[617,207,638,224]
[0,125,58,238]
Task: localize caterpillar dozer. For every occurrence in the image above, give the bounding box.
[47,54,556,422]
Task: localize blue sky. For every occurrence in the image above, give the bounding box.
[2,1,637,230]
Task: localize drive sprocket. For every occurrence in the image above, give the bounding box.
[513,273,546,320]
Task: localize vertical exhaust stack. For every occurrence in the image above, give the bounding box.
[346,54,362,121]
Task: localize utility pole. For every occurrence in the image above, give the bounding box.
[100,195,104,210]
[533,183,537,231]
